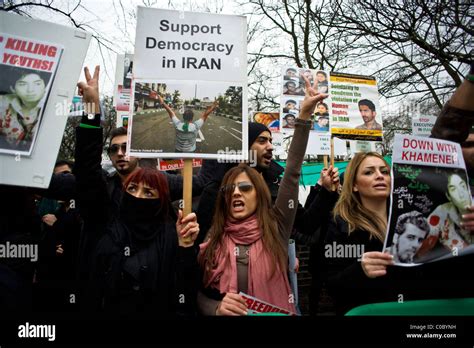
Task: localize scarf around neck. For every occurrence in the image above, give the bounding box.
[199,214,295,313]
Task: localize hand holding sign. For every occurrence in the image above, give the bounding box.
[361,251,394,278]
[176,209,199,247]
[461,205,474,232]
[216,293,247,316]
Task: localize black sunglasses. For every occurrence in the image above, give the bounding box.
[221,181,254,193]
[107,142,127,155]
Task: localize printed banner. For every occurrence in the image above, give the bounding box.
[158,158,202,171]
[279,68,381,154]
[384,134,473,266]
[239,292,296,316]
[412,114,437,137]
[129,8,247,159]
[0,33,63,156]
[329,72,382,141]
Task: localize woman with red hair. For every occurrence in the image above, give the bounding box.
[75,66,199,315]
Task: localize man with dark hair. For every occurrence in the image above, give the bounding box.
[54,160,74,175]
[316,71,328,94]
[422,173,473,253]
[284,67,297,80]
[283,114,296,128]
[390,211,430,263]
[283,80,304,96]
[356,99,382,130]
[0,71,50,150]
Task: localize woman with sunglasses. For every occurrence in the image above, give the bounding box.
[75,66,200,315]
[197,76,328,315]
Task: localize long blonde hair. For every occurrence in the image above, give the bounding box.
[200,163,288,280]
[333,152,390,242]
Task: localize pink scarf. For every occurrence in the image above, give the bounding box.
[199,214,296,313]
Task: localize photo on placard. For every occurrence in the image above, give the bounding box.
[0,64,54,155]
[312,100,330,132]
[386,164,473,265]
[123,54,133,89]
[129,80,243,157]
[281,96,301,115]
[252,111,280,132]
[315,70,329,94]
[282,78,305,96]
[282,113,297,129]
[122,115,129,128]
[299,68,314,85]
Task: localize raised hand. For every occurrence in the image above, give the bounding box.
[77,66,100,114]
[299,75,328,121]
[319,165,340,192]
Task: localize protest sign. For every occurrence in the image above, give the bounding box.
[280,67,330,134]
[113,53,133,127]
[330,72,382,141]
[128,8,247,159]
[0,12,91,188]
[412,114,437,137]
[239,292,296,316]
[0,32,62,156]
[384,134,473,266]
[280,67,381,157]
[158,158,202,171]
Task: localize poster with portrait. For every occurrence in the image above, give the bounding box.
[384,134,474,266]
[329,72,382,141]
[280,66,340,157]
[129,7,247,159]
[280,67,331,134]
[0,32,63,156]
[0,11,91,188]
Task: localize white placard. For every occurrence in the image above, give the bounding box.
[129,8,247,159]
[0,12,91,188]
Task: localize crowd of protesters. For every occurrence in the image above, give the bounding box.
[0,62,473,316]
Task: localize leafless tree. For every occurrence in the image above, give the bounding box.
[326,0,472,108]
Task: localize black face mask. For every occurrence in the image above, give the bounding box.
[120,191,163,241]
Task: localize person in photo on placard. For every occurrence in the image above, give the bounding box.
[283,113,296,129]
[420,172,473,254]
[313,115,329,132]
[282,99,299,114]
[355,99,382,130]
[388,211,430,264]
[157,94,217,152]
[0,69,51,151]
[300,69,314,84]
[316,71,329,94]
[197,75,327,316]
[283,67,298,80]
[283,80,305,96]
